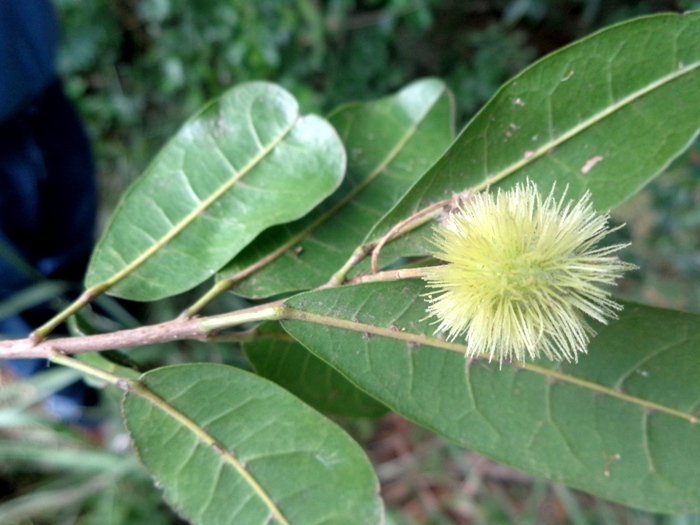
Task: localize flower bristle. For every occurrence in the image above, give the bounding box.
[422,180,637,363]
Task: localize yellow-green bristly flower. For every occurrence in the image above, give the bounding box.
[422,180,637,363]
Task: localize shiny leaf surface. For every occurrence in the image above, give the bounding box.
[123,363,384,525]
[244,322,387,418]
[281,281,700,513]
[86,82,345,300]
[220,78,453,298]
[369,12,700,258]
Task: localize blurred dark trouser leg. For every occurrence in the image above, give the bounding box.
[0,80,98,423]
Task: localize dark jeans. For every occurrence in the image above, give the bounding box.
[0,79,96,302]
[0,79,98,421]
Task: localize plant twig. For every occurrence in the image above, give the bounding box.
[182,235,312,318]
[370,190,475,274]
[14,294,700,426]
[322,192,471,287]
[345,267,429,285]
[370,200,450,274]
[1,303,284,360]
[324,243,375,287]
[49,350,134,390]
[2,264,422,361]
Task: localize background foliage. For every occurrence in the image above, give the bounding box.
[2,1,700,524]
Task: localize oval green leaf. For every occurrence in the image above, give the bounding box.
[368,12,700,258]
[85,82,345,301]
[244,322,387,418]
[218,78,453,298]
[280,281,700,513]
[123,363,384,525]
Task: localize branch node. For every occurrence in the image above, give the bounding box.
[116,379,132,392]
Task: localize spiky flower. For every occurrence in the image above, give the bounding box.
[422,180,637,363]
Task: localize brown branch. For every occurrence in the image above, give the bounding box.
[370,200,448,274]
[370,191,472,274]
[345,267,428,285]
[1,317,204,359]
[0,303,280,360]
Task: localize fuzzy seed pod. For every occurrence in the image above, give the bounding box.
[422,180,637,363]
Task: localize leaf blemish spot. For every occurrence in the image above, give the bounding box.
[603,453,621,477]
[513,97,525,106]
[116,379,131,391]
[523,151,535,159]
[581,155,604,174]
[561,70,574,81]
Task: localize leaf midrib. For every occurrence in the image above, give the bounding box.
[470,58,700,194]
[224,85,448,284]
[101,113,300,291]
[130,381,291,525]
[281,301,699,425]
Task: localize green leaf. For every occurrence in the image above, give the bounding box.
[85,82,345,301]
[368,12,700,258]
[123,363,384,525]
[280,280,700,513]
[244,322,387,418]
[220,78,453,298]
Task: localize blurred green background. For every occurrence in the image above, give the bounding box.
[2,1,700,524]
